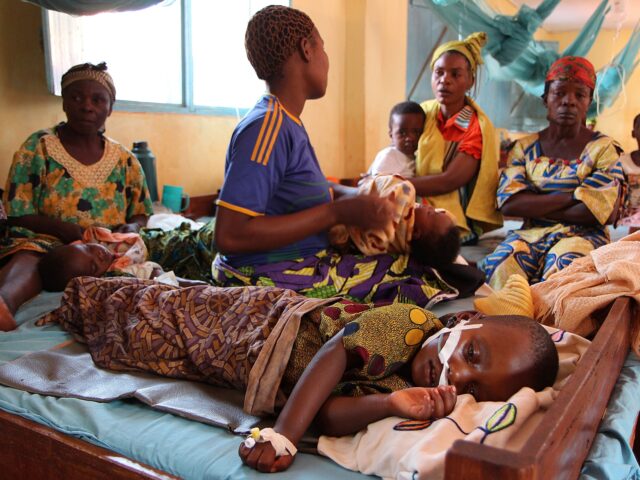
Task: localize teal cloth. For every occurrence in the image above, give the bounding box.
[419,0,640,121]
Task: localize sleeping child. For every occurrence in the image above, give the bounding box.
[329,174,460,267]
[42,275,559,474]
[37,226,204,291]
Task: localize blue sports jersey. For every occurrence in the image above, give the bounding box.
[217,95,332,267]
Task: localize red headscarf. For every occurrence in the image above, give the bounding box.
[545,56,596,90]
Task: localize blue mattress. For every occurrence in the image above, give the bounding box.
[580,352,640,480]
[0,291,637,479]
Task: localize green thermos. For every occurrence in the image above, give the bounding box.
[132,141,159,203]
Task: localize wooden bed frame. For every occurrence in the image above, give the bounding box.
[0,298,636,479]
[0,409,176,480]
[445,297,636,479]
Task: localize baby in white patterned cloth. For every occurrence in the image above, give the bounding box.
[329,174,460,267]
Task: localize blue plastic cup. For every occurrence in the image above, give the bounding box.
[162,185,190,213]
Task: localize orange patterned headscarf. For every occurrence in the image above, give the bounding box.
[545,56,596,90]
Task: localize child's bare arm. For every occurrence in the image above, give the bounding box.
[239,330,457,472]
[315,385,457,437]
[239,333,348,472]
[274,333,348,442]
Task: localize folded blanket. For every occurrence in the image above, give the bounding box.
[532,230,640,356]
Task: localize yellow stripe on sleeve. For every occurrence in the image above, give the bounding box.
[216,199,264,217]
[280,104,302,125]
[262,108,284,166]
[250,97,274,163]
[256,103,280,166]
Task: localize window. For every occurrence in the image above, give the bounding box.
[43,0,288,115]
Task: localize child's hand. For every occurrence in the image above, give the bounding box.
[113,222,140,234]
[388,385,457,420]
[238,440,294,473]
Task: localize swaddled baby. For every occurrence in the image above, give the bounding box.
[329,174,460,267]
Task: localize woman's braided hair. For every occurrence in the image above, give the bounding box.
[245,5,315,81]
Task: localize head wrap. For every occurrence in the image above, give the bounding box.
[545,56,596,90]
[431,32,487,76]
[61,62,116,103]
[245,5,315,81]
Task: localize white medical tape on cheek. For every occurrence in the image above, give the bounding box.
[436,321,483,386]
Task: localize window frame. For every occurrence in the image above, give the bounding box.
[41,0,264,117]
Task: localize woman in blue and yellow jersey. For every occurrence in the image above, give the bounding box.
[478,56,625,290]
[213,6,482,307]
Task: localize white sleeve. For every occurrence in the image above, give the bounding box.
[369,147,397,175]
[368,147,413,177]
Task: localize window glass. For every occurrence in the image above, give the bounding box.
[46,1,182,104]
[44,0,289,112]
[191,0,286,110]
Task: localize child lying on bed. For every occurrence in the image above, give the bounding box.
[329,174,460,267]
[37,226,204,291]
[42,275,559,474]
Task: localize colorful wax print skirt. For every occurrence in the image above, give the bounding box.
[212,249,459,308]
[478,223,609,290]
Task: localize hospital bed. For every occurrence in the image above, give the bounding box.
[0,291,637,479]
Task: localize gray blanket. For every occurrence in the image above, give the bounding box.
[0,340,260,432]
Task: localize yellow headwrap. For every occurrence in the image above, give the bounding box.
[430,32,487,76]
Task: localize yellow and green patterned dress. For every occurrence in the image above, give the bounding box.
[478,132,624,290]
[0,124,153,259]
